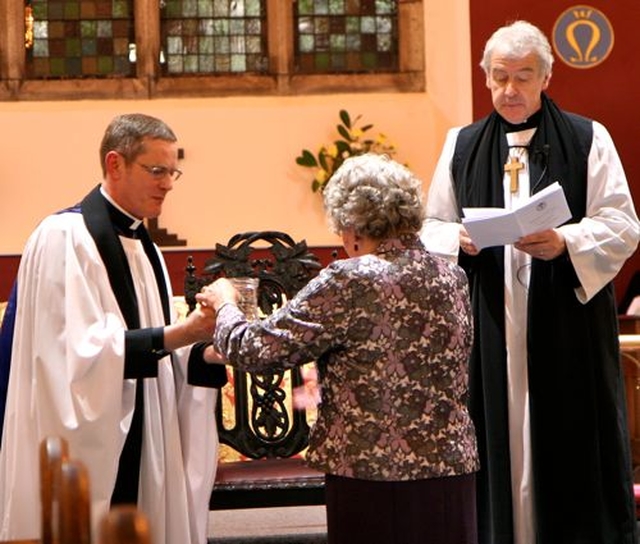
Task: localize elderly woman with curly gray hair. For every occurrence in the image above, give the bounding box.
[198,153,479,544]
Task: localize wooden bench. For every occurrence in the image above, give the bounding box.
[39,436,91,544]
[98,505,152,544]
[184,231,326,511]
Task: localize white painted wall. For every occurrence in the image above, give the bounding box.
[0,1,471,253]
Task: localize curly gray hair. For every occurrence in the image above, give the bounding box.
[323,153,425,240]
[480,20,554,78]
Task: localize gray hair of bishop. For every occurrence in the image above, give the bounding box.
[323,153,426,240]
[480,20,554,78]
[99,113,178,177]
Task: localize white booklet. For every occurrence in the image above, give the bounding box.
[462,182,571,250]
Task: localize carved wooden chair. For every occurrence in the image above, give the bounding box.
[185,231,326,510]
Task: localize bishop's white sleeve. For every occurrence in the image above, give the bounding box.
[558,121,640,303]
[420,127,463,262]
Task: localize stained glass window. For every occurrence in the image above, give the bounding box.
[160,0,268,75]
[295,0,398,73]
[3,0,422,99]
[25,0,135,78]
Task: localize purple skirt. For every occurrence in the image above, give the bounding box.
[325,472,477,544]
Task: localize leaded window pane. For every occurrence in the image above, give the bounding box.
[25,0,135,78]
[294,0,398,73]
[161,0,268,75]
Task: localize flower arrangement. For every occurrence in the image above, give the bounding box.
[295,109,398,193]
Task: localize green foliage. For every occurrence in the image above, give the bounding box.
[295,109,398,193]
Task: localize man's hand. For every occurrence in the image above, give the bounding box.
[460,226,480,255]
[514,228,566,260]
[184,305,216,340]
[163,304,216,351]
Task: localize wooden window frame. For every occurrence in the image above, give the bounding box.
[0,0,424,101]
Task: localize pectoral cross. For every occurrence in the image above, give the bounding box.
[504,155,524,193]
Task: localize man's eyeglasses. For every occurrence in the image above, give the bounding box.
[136,163,183,182]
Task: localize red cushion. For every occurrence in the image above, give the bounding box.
[634,484,640,518]
[215,457,323,490]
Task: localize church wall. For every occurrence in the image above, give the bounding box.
[0,2,471,259]
[0,1,473,301]
[2,1,637,304]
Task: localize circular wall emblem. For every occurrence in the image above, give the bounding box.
[552,5,614,69]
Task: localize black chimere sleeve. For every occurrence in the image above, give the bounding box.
[188,342,229,388]
[123,327,166,378]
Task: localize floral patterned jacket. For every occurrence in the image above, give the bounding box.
[214,234,479,481]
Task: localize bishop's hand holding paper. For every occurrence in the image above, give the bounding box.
[460,181,571,257]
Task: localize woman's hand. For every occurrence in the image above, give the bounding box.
[196,278,240,312]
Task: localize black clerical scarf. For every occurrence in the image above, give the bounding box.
[451,92,593,338]
[82,186,171,329]
[450,95,636,543]
[453,93,591,213]
[81,185,170,506]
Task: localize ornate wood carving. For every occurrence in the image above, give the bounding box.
[185,231,322,459]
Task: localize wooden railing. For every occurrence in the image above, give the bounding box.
[619,316,640,469]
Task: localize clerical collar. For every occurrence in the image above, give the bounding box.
[99,186,144,237]
[501,108,542,133]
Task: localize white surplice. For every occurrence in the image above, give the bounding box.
[420,121,640,544]
[0,212,218,544]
